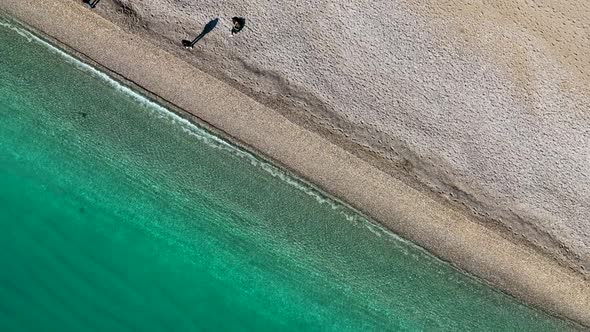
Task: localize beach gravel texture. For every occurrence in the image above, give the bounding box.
[94,0,589,274]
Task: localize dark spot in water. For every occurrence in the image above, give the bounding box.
[76,111,88,118]
[79,207,85,214]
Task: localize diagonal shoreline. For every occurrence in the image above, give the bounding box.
[1,0,589,327]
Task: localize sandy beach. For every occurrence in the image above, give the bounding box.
[1,0,589,327]
[85,0,590,277]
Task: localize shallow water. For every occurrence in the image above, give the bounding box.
[0,17,577,331]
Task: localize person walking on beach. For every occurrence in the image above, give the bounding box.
[85,0,101,8]
[231,17,246,35]
[182,18,219,49]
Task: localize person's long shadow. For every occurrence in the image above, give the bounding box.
[182,18,219,49]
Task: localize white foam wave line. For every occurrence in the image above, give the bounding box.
[0,18,415,247]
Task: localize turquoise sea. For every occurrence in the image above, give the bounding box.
[0,17,578,331]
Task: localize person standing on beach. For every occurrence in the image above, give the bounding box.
[231,17,246,35]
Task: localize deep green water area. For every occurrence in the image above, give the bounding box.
[0,17,578,331]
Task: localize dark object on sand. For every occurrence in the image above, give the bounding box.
[231,17,246,35]
[84,0,101,8]
[182,18,219,49]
